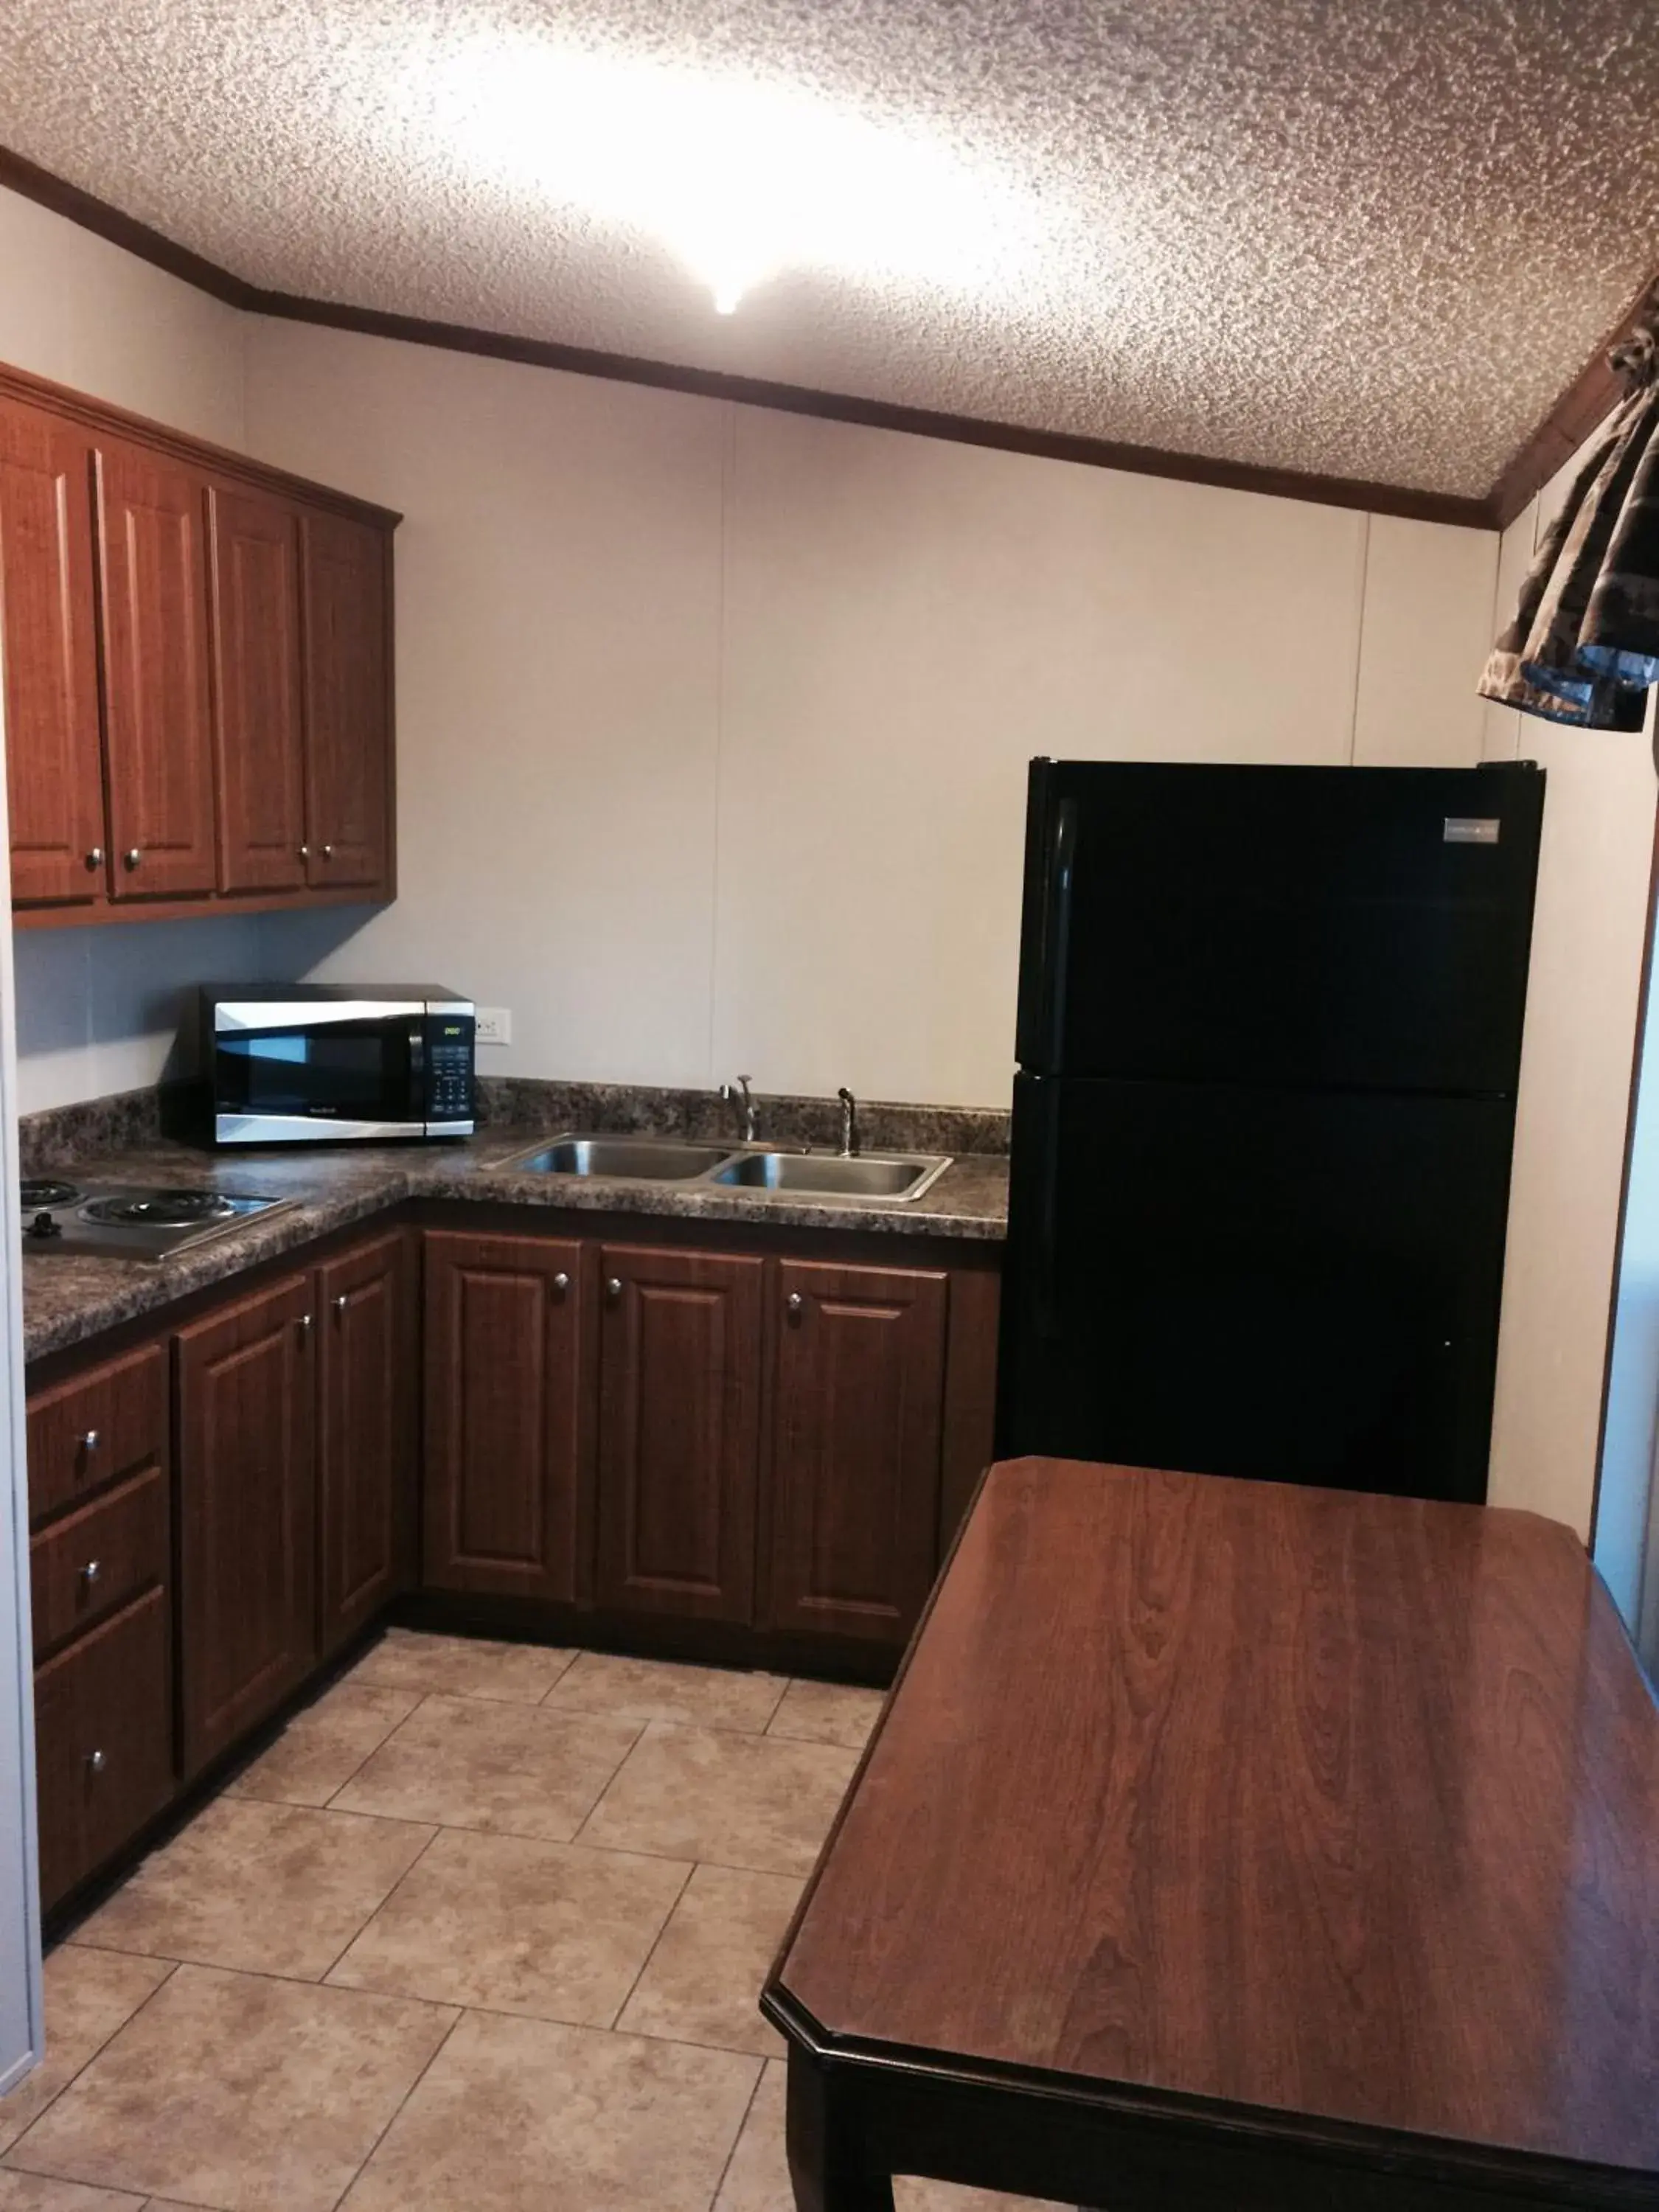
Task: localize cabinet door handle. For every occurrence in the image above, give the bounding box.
[786,1292,804,1317]
[299,843,310,860]
[298,1312,313,1340]
[86,846,104,870]
[605,1277,622,1302]
[552,1272,570,1294]
[332,1293,349,1313]
[86,1749,106,1775]
[122,847,141,870]
[81,1428,100,1453]
[320,842,334,860]
[81,1559,101,1586]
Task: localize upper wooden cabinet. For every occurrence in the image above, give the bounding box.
[0,359,400,928]
[302,510,391,891]
[0,398,106,905]
[97,440,218,900]
[209,484,307,894]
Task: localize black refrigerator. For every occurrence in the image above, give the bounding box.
[995,759,1545,1504]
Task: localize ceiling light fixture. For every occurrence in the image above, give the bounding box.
[418,35,1053,317]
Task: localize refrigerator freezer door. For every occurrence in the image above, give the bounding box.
[996,1074,1517,1502]
[1015,761,1544,1093]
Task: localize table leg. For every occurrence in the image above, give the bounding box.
[785,2048,896,2212]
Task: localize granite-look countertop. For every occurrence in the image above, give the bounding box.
[23,1130,1009,1366]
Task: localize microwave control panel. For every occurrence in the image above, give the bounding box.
[428,1015,476,1124]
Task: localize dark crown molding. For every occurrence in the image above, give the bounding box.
[2,141,1650,533]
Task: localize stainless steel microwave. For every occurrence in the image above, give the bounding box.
[203,985,476,1144]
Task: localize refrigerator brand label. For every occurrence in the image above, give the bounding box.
[1443,818,1500,845]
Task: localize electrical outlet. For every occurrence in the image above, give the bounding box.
[474,1006,512,1047]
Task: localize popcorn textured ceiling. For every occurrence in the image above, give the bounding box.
[0,0,1655,497]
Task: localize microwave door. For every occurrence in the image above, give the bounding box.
[213,999,428,1143]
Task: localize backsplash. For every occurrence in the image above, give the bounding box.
[18,1077,1012,1176]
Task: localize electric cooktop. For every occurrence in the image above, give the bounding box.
[19,1178,297,1260]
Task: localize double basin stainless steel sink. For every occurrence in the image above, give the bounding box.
[492,1133,953,1204]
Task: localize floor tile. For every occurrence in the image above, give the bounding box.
[546,1653,788,1733]
[766,1678,886,1751]
[332,1694,641,1840]
[0,1951,173,2154]
[349,1627,575,1704]
[77,1797,434,1980]
[5,1964,456,2212]
[225,1680,422,1806]
[328,1827,689,2025]
[0,2169,146,2208]
[617,1863,801,2056]
[580,1723,858,1876]
[338,2009,758,2212]
[714,2065,1069,2212]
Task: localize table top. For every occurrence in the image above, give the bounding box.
[771,1458,1659,2180]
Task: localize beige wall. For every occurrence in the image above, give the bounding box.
[242,319,1498,1107]
[1481,457,1659,1537]
[0,184,270,1111]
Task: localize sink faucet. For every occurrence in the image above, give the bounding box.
[837,1087,860,1158]
[720,1075,759,1144]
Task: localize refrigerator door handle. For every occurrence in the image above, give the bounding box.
[1040,798,1079,1068]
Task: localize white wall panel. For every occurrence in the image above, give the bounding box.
[1352,513,1495,768]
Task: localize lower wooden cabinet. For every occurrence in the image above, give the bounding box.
[318,1230,416,1652]
[34,1588,173,1911]
[765,1261,948,1645]
[422,1230,589,1603]
[176,1273,317,1776]
[597,1246,765,1624]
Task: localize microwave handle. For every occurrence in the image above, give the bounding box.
[409,1022,427,1119]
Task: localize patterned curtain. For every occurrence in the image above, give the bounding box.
[1479,293,1659,730]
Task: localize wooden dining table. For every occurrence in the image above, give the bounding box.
[762,1458,1659,2212]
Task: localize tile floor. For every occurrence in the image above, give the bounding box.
[0,1632,1062,2212]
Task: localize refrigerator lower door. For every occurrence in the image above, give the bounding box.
[996,1074,1517,1503]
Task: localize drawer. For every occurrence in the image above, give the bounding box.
[28,1340,168,1528]
[35,1586,173,1913]
[31,1467,168,1663]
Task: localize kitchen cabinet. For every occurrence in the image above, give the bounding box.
[0,357,400,927]
[423,1230,591,1604]
[209,482,307,893]
[95,439,218,900]
[0,397,106,905]
[301,509,391,891]
[176,1273,317,1775]
[765,1261,947,1646]
[597,1245,765,1624]
[318,1230,416,1652]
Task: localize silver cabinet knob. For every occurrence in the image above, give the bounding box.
[552,1272,570,1294]
[332,1293,349,1312]
[81,1559,101,1586]
[81,1429,100,1453]
[86,1749,106,1774]
[86,846,104,870]
[298,1312,313,1338]
[605,1277,622,1301]
[122,847,141,869]
[321,843,334,859]
[299,843,310,860]
[787,1293,804,1316]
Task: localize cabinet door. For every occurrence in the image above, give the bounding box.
[301,508,391,891]
[209,483,305,892]
[177,1275,316,1775]
[597,1247,764,1624]
[423,1231,588,1602]
[35,1587,173,1913]
[766,1262,947,1646]
[319,1230,416,1653]
[96,440,216,898]
[0,399,108,905]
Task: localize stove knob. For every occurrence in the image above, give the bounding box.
[27,1211,61,1240]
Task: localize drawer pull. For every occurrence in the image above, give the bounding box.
[82,1428,100,1453]
[605,1277,622,1302]
[552,1272,570,1294]
[86,1748,106,1774]
[81,1559,101,1586]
